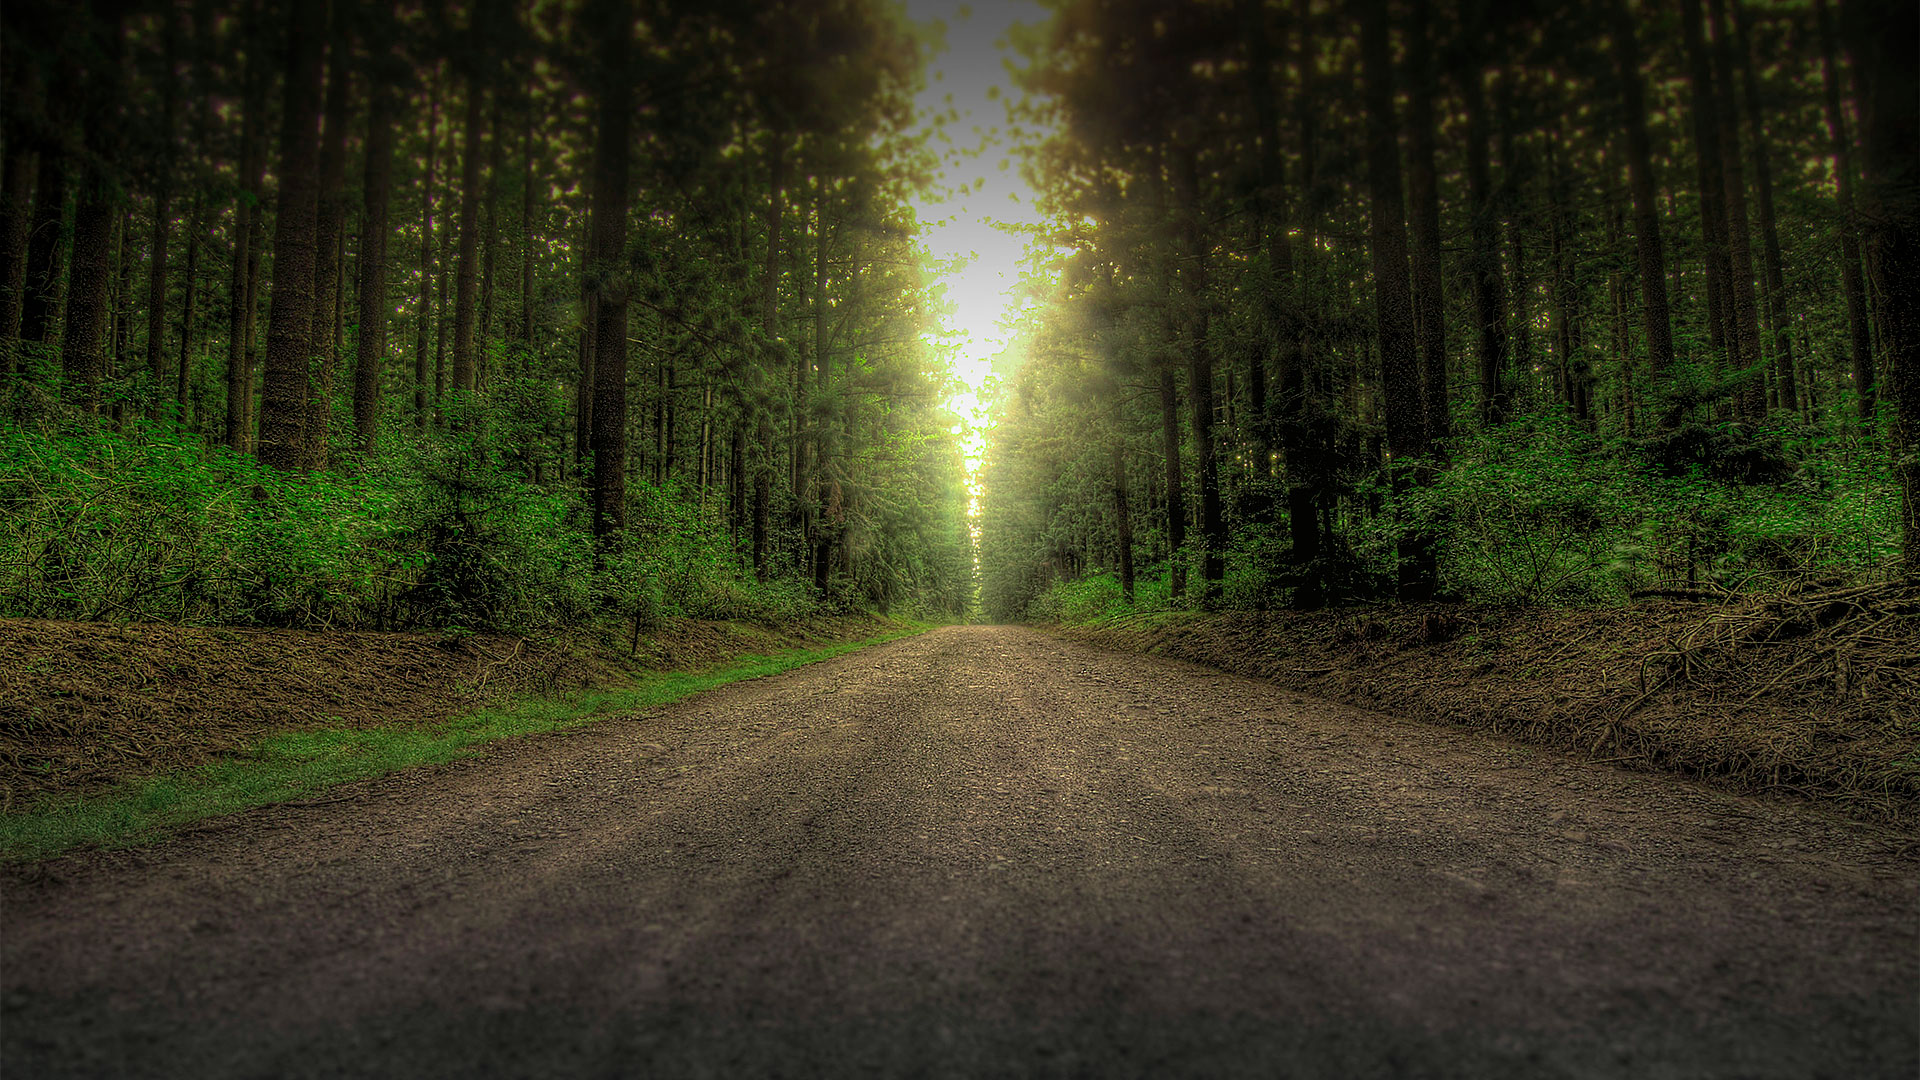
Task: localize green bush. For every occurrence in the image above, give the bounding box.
[0,408,846,632]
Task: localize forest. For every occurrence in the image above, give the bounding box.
[979,0,1915,623]
[1,3,1916,1068]
[0,0,973,635]
[0,0,1913,631]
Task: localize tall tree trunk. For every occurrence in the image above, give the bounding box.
[1240,0,1284,520]
[355,64,397,452]
[16,149,65,350]
[1838,0,1916,571]
[519,105,536,350]
[1360,0,1434,602]
[588,0,633,543]
[255,0,325,471]
[1112,397,1135,606]
[1605,167,1634,432]
[753,143,784,581]
[415,65,440,431]
[1461,65,1509,426]
[1157,359,1186,600]
[1496,72,1533,404]
[575,284,595,469]
[0,102,35,357]
[1817,0,1875,420]
[1608,0,1676,417]
[60,2,128,414]
[1546,131,1584,421]
[306,24,351,466]
[1406,0,1448,445]
[1732,1,1795,415]
[1286,0,1321,574]
[227,24,268,453]
[1707,0,1767,421]
[177,195,200,415]
[146,11,179,417]
[1173,142,1223,604]
[451,77,485,396]
[1680,0,1736,382]
[812,188,834,590]
[113,207,133,417]
[479,92,504,383]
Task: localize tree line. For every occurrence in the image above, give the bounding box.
[0,0,973,621]
[980,0,1914,620]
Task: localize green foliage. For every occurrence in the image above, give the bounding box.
[1345,417,1898,606]
[0,416,402,626]
[1008,412,1900,619]
[0,400,902,631]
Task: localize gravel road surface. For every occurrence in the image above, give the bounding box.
[4,625,1915,1078]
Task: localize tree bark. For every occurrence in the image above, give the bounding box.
[176,194,200,415]
[1461,65,1509,427]
[588,0,633,543]
[1817,0,1876,421]
[59,1,128,414]
[1158,358,1186,600]
[17,148,67,349]
[753,143,784,581]
[479,92,504,383]
[1707,0,1767,421]
[1239,0,1284,517]
[1173,142,1223,604]
[306,24,351,466]
[145,11,179,416]
[1286,0,1322,575]
[1405,0,1448,445]
[1608,0,1676,418]
[227,21,268,453]
[415,66,440,431]
[452,76,485,396]
[1359,0,1434,601]
[1837,0,1916,572]
[0,85,36,355]
[1495,72,1533,404]
[1112,397,1135,606]
[1680,0,1736,382]
[519,105,536,350]
[355,63,397,452]
[1732,1,1794,415]
[255,0,326,471]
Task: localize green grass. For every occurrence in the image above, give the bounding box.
[0,625,927,863]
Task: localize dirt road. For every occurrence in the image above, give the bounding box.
[4,625,1915,1078]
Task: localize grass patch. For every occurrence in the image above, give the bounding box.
[0,625,926,863]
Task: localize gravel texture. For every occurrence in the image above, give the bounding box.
[3,625,1914,1078]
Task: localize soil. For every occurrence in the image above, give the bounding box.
[1056,586,1920,827]
[0,613,897,810]
[3,625,1914,1078]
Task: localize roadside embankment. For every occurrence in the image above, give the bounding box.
[1052,584,1920,827]
[0,613,920,858]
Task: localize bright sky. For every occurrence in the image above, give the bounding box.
[901,0,1051,479]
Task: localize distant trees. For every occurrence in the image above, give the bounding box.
[980,0,1916,619]
[0,0,971,618]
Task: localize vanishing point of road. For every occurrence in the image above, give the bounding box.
[4,626,1915,1077]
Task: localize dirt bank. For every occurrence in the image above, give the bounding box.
[0,613,900,810]
[1052,584,1920,826]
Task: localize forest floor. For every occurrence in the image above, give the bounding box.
[2,625,1913,1078]
[0,612,905,812]
[1052,583,1920,828]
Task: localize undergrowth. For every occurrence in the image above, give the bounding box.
[0,408,831,631]
[1020,416,1900,621]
